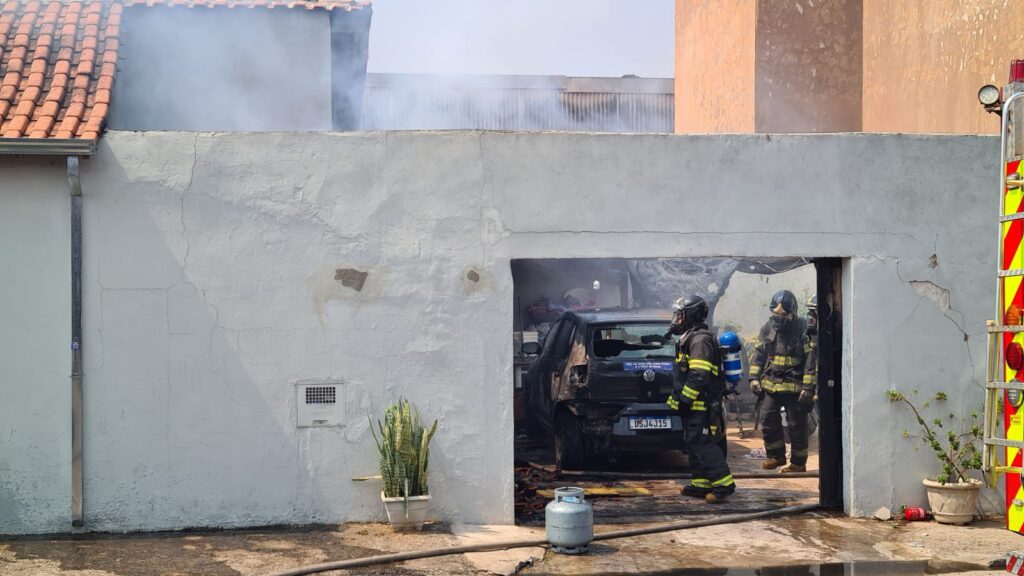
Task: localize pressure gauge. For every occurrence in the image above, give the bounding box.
[979,84,1001,107]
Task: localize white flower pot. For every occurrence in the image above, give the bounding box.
[381,492,430,531]
[922,478,982,525]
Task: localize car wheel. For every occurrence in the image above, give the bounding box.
[554,411,585,470]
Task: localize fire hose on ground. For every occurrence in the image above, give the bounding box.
[264,502,820,576]
[525,461,820,480]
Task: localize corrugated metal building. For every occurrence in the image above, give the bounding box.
[362,74,674,133]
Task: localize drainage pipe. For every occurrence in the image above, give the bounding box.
[265,503,819,576]
[69,156,84,528]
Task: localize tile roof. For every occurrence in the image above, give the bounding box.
[0,0,368,143]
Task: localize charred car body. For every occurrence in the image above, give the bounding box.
[521,308,685,469]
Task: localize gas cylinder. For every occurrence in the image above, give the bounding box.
[718,331,743,385]
[545,487,593,554]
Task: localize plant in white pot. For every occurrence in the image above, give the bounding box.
[887,389,984,525]
[370,398,438,530]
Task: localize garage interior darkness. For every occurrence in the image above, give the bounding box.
[511,257,843,524]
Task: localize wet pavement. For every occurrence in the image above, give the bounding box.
[516,428,820,525]
[2,513,1017,575]
[0,523,476,576]
[521,513,1015,576]
[596,562,995,575]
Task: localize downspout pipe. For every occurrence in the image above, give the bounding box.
[69,156,83,528]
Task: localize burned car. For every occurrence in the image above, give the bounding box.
[521,308,685,469]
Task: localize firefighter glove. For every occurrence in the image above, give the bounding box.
[799,388,815,406]
[749,380,763,395]
[666,394,680,411]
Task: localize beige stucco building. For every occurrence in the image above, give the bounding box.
[676,0,1024,134]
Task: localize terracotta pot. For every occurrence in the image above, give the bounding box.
[922,478,981,525]
[381,492,430,531]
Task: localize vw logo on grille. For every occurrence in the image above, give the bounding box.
[643,370,656,382]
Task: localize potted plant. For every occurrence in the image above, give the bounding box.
[887,389,984,525]
[370,398,438,530]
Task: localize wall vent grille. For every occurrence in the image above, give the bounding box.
[305,386,336,405]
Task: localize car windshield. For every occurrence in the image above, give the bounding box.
[591,323,673,359]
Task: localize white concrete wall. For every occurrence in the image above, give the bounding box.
[0,159,71,534]
[0,131,1001,533]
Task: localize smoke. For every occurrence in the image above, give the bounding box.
[110,5,370,132]
[107,2,672,133]
[367,0,674,78]
[361,0,674,132]
[512,257,812,332]
[360,73,673,132]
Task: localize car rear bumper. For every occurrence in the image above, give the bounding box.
[579,402,684,453]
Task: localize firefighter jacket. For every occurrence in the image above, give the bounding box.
[668,323,723,412]
[748,318,816,394]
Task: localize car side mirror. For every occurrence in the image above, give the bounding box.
[521,342,541,355]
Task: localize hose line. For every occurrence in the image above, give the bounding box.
[265,503,820,576]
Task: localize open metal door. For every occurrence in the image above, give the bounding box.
[815,258,843,509]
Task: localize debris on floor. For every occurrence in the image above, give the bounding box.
[536,487,652,498]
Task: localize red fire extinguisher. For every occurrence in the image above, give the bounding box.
[903,507,929,521]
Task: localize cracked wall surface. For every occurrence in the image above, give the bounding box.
[0,131,1002,533]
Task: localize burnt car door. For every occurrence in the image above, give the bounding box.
[525,317,576,432]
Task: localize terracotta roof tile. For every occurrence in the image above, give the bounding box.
[1,0,369,142]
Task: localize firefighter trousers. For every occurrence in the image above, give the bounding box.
[683,407,734,496]
[762,392,809,466]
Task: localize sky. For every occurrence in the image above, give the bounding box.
[366,0,675,78]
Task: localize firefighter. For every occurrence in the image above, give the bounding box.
[748,290,816,473]
[805,295,818,387]
[806,294,817,340]
[666,295,735,502]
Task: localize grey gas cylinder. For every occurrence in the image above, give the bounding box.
[545,487,594,554]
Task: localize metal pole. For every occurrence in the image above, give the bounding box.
[68,156,83,528]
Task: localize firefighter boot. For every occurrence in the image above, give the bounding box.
[681,484,711,499]
[761,457,787,470]
[781,463,806,473]
[705,485,736,504]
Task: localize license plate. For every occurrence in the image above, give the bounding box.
[629,417,671,430]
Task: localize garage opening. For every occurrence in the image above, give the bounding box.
[512,257,843,524]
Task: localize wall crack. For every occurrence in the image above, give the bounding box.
[894,259,982,389]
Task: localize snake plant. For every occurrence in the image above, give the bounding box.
[370,398,438,501]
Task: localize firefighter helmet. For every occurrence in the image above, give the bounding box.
[769,290,798,329]
[670,295,708,334]
[807,295,817,312]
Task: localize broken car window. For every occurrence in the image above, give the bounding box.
[591,323,673,359]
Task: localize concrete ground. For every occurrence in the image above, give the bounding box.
[4,428,1012,575]
[1,514,1018,575]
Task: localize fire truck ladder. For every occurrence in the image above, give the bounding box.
[985,90,1024,488]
